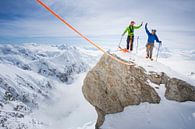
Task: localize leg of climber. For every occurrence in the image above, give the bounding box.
[126,36,130,50]
[130,36,134,51]
[149,44,154,60]
[146,44,150,58]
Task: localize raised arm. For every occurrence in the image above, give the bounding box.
[134,23,142,29]
[145,23,150,35]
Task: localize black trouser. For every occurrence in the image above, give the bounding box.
[126,36,134,51]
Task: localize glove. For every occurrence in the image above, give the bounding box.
[159,41,162,46]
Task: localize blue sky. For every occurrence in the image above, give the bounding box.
[0,0,195,49]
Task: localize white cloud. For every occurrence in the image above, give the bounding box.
[1,0,195,49]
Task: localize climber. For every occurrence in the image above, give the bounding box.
[122,21,143,52]
[145,23,162,61]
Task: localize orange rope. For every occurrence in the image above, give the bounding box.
[36,0,132,66]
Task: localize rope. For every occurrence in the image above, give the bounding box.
[36,0,132,66]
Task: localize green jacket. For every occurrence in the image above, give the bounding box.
[122,24,142,36]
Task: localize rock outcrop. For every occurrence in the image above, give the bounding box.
[82,54,195,129]
[147,72,195,102]
[165,78,195,102]
[82,54,161,128]
[147,71,170,85]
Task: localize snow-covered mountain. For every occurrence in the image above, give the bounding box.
[0,44,98,129]
[0,43,195,129]
[0,44,89,83]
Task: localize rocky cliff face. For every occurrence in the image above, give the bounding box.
[82,53,195,129]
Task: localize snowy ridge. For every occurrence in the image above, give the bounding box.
[0,44,88,83]
[112,44,195,81]
[115,51,195,85]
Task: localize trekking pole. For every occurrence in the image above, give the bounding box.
[156,43,161,61]
[118,35,123,48]
[136,36,139,54]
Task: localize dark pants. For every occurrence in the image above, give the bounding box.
[127,36,134,51]
[146,43,154,58]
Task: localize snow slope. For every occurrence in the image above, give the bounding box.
[101,51,195,129]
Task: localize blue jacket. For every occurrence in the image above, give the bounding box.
[145,24,161,44]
